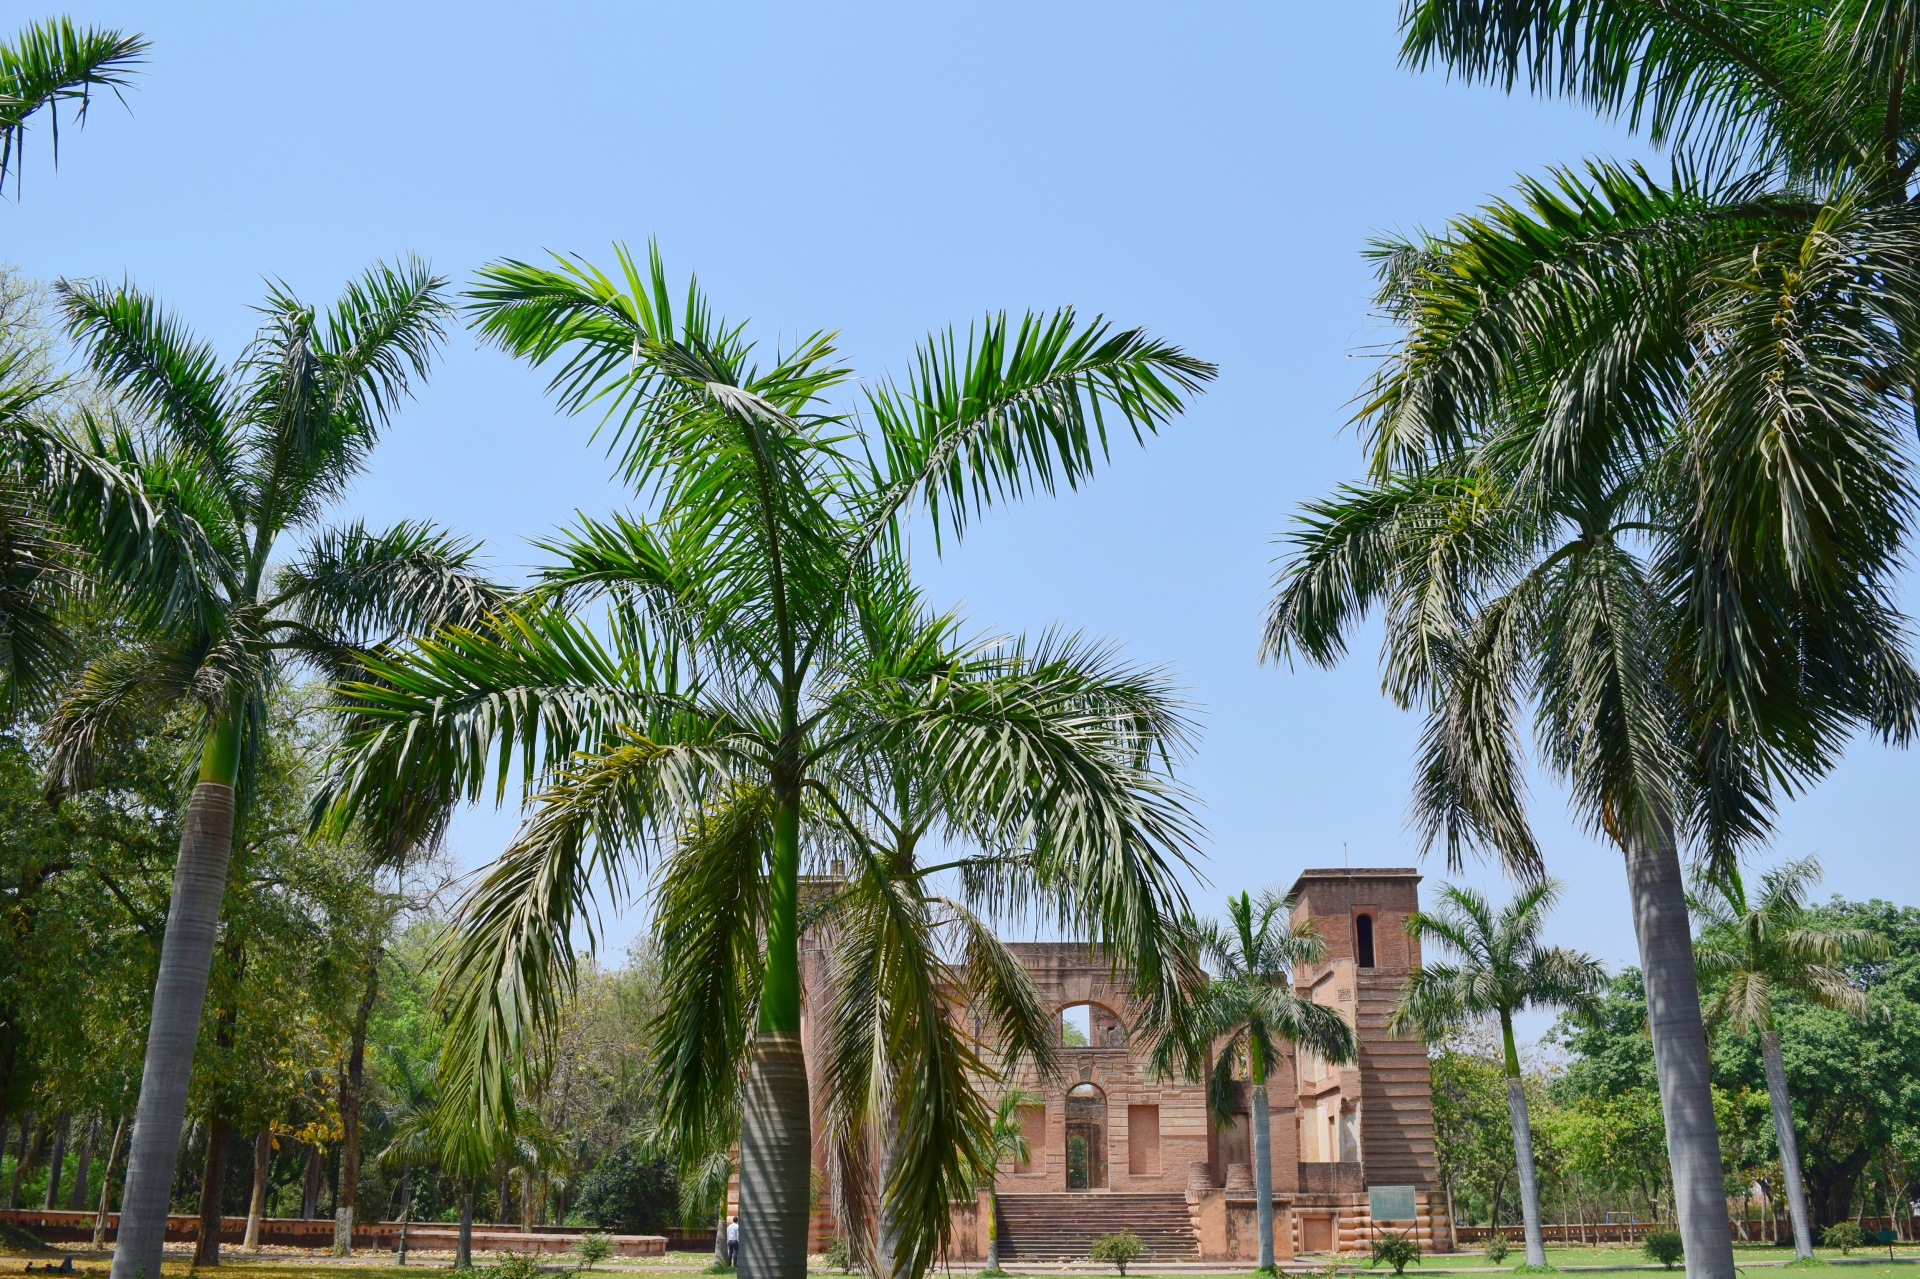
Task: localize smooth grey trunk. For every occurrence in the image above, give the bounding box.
[714,1211,729,1269]
[739,1031,811,1279]
[109,781,236,1279]
[42,1113,68,1209]
[985,1192,1001,1272]
[69,1115,98,1211]
[1759,1030,1814,1258]
[300,1142,322,1219]
[1625,822,1735,1279]
[456,1189,474,1269]
[1252,1081,1275,1271]
[244,1128,271,1251]
[92,1115,126,1249]
[1505,1076,1548,1267]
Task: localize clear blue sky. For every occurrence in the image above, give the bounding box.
[10,1,1914,1039]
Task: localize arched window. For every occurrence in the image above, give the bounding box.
[1355,913,1376,968]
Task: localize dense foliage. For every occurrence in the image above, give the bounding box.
[1429,899,1920,1235]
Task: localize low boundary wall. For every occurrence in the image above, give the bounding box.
[0,1209,673,1256]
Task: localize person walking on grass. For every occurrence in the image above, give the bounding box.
[727,1215,740,1267]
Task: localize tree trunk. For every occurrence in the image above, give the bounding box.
[109,765,239,1279]
[520,1169,533,1233]
[243,1128,271,1251]
[741,787,808,1279]
[93,1114,126,1249]
[194,1111,233,1266]
[738,1030,810,1279]
[333,951,381,1256]
[985,1191,1001,1272]
[395,1163,413,1266]
[457,1188,475,1269]
[1625,821,1735,1279]
[1500,1013,1548,1268]
[713,1210,729,1270]
[1759,1030,1814,1259]
[7,1112,38,1209]
[300,1142,322,1219]
[1250,1079,1276,1270]
[42,1113,69,1209]
[69,1115,98,1211]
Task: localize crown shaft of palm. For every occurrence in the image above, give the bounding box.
[49,264,462,1279]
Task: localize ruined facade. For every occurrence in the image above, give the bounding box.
[792,867,1449,1263]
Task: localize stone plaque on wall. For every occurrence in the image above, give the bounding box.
[1369,1184,1417,1223]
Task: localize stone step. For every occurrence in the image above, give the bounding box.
[996,1194,1196,1261]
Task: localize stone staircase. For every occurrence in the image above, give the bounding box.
[996,1193,1197,1262]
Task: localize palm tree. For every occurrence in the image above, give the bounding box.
[40,261,500,1279]
[1152,889,1355,1273]
[1266,8,1920,1259]
[318,245,1213,1279]
[0,16,146,195]
[973,1089,1036,1275]
[1389,881,1605,1267]
[1692,855,1887,1259]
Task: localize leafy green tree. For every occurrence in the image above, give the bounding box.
[1151,888,1354,1273]
[41,260,498,1279]
[1390,881,1604,1266]
[0,16,145,194]
[1693,857,1886,1257]
[320,245,1213,1279]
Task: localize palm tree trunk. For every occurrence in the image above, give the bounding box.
[1760,1029,1814,1258]
[457,1188,475,1268]
[876,1118,901,1278]
[243,1128,271,1252]
[109,733,240,1279]
[740,1032,810,1278]
[194,1110,233,1266]
[741,791,810,1279]
[1625,820,1735,1279]
[1500,1014,1548,1268]
[1252,1079,1276,1271]
[714,1210,729,1269]
[92,1114,126,1250]
[986,1191,1001,1272]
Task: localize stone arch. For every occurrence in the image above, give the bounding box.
[1058,999,1129,1048]
[1064,1080,1109,1189]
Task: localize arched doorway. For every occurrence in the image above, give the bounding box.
[1064,1082,1108,1190]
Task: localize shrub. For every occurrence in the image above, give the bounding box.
[1089,1229,1147,1275]
[822,1236,851,1273]
[1822,1223,1864,1256]
[572,1233,612,1272]
[571,1139,680,1234]
[1371,1229,1422,1275]
[1643,1229,1684,1269]
[1483,1234,1510,1264]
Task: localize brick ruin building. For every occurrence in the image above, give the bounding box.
[782,867,1449,1264]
